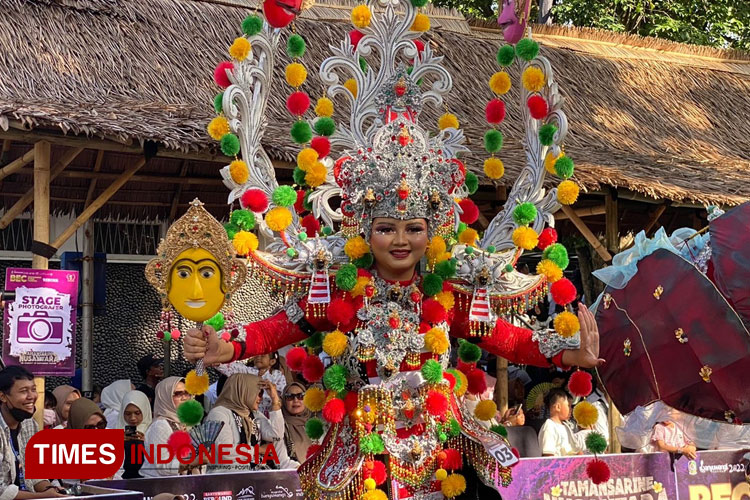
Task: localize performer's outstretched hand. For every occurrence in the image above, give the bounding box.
[561,305,605,369]
[184,325,232,366]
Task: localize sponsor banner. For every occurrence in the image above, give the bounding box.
[3,267,78,375]
[675,450,750,500]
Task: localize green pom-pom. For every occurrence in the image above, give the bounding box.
[465,246,474,255]
[303,190,313,211]
[554,155,575,179]
[359,56,368,73]
[539,123,557,146]
[220,133,240,156]
[434,259,457,279]
[305,418,325,440]
[458,339,482,363]
[512,202,537,226]
[464,171,479,195]
[411,0,428,7]
[585,432,608,454]
[422,273,443,297]
[163,331,172,342]
[359,432,385,454]
[321,226,333,236]
[176,399,204,426]
[242,15,263,36]
[335,264,358,291]
[496,44,515,67]
[230,209,256,231]
[487,245,496,253]
[504,264,514,273]
[484,129,504,154]
[287,34,306,59]
[205,312,225,332]
[543,243,569,270]
[353,253,374,269]
[490,424,508,438]
[439,432,448,442]
[293,167,307,186]
[406,66,424,85]
[314,117,336,137]
[213,93,224,114]
[286,248,297,258]
[448,417,461,437]
[224,222,239,240]
[323,364,348,392]
[298,232,308,242]
[458,222,468,234]
[304,331,323,349]
[516,38,539,61]
[272,185,298,207]
[421,359,443,384]
[291,121,313,144]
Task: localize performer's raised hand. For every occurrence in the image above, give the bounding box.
[184,325,230,365]
[561,305,605,369]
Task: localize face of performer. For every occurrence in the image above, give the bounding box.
[167,248,225,322]
[124,403,143,426]
[284,386,305,415]
[370,218,429,281]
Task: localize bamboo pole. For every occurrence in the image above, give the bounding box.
[643,203,668,234]
[0,139,11,165]
[84,150,105,208]
[495,357,508,415]
[560,205,612,262]
[554,204,606,220]
[0,147,35,181]
[604,189,623,453]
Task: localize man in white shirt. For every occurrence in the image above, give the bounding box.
[538,388,580,456]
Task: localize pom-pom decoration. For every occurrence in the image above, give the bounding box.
[362,490,387,500]
[315,97,334,118]
[314,117,336,137]
[207,116,230,141]
[327,298,356,329]
[359,432,385,454]
[305,161,327,188]
[286,347,307,372]
[262,0,295,28]
[351,4,372,28]
[305,418,325,439]
[185,370,209,395]
[349,29,364,49]
[554,155,575,179]
[411,13,430,31]
[467,369,488,395]
[516,38,540,61]
[512,202,537,226]
[458,227,479,247]
[286,91,311,116]
[474,399,498,421]
[458,340,482,363]
[422,273,444,297]
[439,113,459,130]
[551,278,577,306]
[458,199,479,224]
[586,459,611,485]
[297,148,319,170]
[420,359,444,384]
[301,355,325,382]
[489,71,511,95]
[512,226,539,250]
[265,206,293,232]
[167,430,193,458]
[220,134,241,156]
[484,129,504,154]
[554,311,580,338]
[323,330,349,358]
[229,160,249,185]
[557,180,579,205]
[285,63,308,88]
[496,44,515,66]
[287,34,306,59]
[344,236,370,260]
[335,264,358,291]
[585,432,608,455]
[536,259,562,283]
[213,61,234,88]
[240,189,269,213]
[538,124,558,148]
[291,120,313,144]
[224,223,239,240]
[439,448,463,470]
[301,213,321,237]
[229,37,251,61]
[232,231,259,255]
[303,387,326,412]
[176,399,204,426]
[434,259,457,279]
[543,243,569,270]
[322,398,346,423]
[311,136,331,158]
[537,227,558,250]
[426,236,447,267]
[573,401,599,428]
[213,92,224,114]
[441,473,467,498]
[464,171,479,194]
[323,364,349,392]
[436,468,448,481]
[294,168,307,188]
[205,312,225,331]
[522,66,545,92]
[272,185,298,207]
[483,157,505,180]
[242,15,263,37]
[425,390,449,416]
[424,327,450,355]
[544,151,562,174]
[344,78,358,98]
[527,95,549,120]
[364,460,387,485]
[568,370,593,397]
[490,424,508,437]
[422,299,447,324]
[485,99,506,125]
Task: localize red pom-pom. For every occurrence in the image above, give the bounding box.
[306,444,322,459]
[422,299,447,324]
[425,390,449,416]
[322,398,346,423]
[286,346,308,372]
[568,370,593,398]
[413,39,425,54]
[263,0,296,28]
[458,199,479,225]
[344,391,358,413]
[301,214,320,238]
[527,95,549,120]
[167,430,193,459]
[364,460,387,485]
[294,189,306,214]
[467,369,487,395]
[301,355,325,382]
[551,278,577,306]
[443,372,456,390]
[439,448,463,470]
[327,298,356,329]
[485,99,506,124]
[456,360,475,376]
[241,189,269,213]
[213,61,234,88]
[419,322,431,334]
[350,30,364,48]
[537,227,558,250]
[286,91,311,116]
[586,459,611,485]
[311,136,331,158]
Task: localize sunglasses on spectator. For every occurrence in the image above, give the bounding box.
[83,419,108,430]
[284,393,304,401]
[173,391,191,399]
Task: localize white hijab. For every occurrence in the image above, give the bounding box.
[101,379,132,429]
[117,390,152,433]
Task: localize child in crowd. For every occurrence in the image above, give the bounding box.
[216,352,287,416]
[538,388,580,456]
[650,420,697,459]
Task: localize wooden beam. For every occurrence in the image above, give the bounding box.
[32,142,51,269]
[605,189,619,254]
[0,139,11,165]
[3,192,229,208]
[643,202,668,235]
[560,205,612,263]
[16,167,227,185]
[169,161,190,221]
[51,157,147,249]
[554,204,606,220]
[495,358,508,415]
[0,147,85,229]
[84,150,105,208]
[0,147,35,181]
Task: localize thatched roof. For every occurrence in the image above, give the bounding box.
[1,0,749,222]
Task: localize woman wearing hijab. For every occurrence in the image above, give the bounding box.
[65,398,120,483]
[281,382,312,463]
[205,374,297,473]
[117,390,152,479]
[100,379,133,429]
[52,385,80,429]
[142,377,196,477]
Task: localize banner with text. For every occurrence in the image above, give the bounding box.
[675,449,750,500]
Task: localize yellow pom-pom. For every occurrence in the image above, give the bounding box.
[185,370,209,395]
[362,490,387,500]
[351,276,371,298]
[483,157,505,180]
[554,311,580,338]
[489,71,511,95]
[344,78,358,98]
[207,116,230,141]
[411,13,430,32]
[521,66,546,92]
[426,236,447,267]
[545,151,563,175]
[573,400,599,428]
[297,148,319,170]
[303,387,326,412]
[265,206,293,232]
[438,251,452,262]
[345,235,370,260]
[536,259,563,283]
[435,468,448,481]
[363,478,376,491]
[557,180,579,205]
[351,4,372,28]
[229,160,249,185]
[305,161,328,188]
[458,228,478,247]
[424,327,450,355]
[512,226,538,250]
[474,399,498,421]
[315,97,334,118]
[455,370,468,397]
[438,113,459,130]
[233,230,259,255]
[285,62,308,88]
[323,329,348,357]
[229,37,251,61]
[435,290,455,311]
[441,473,467,498]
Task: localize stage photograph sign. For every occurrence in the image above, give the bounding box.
[3,267,78,376]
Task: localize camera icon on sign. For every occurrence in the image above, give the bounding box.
[17,311,64,344]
